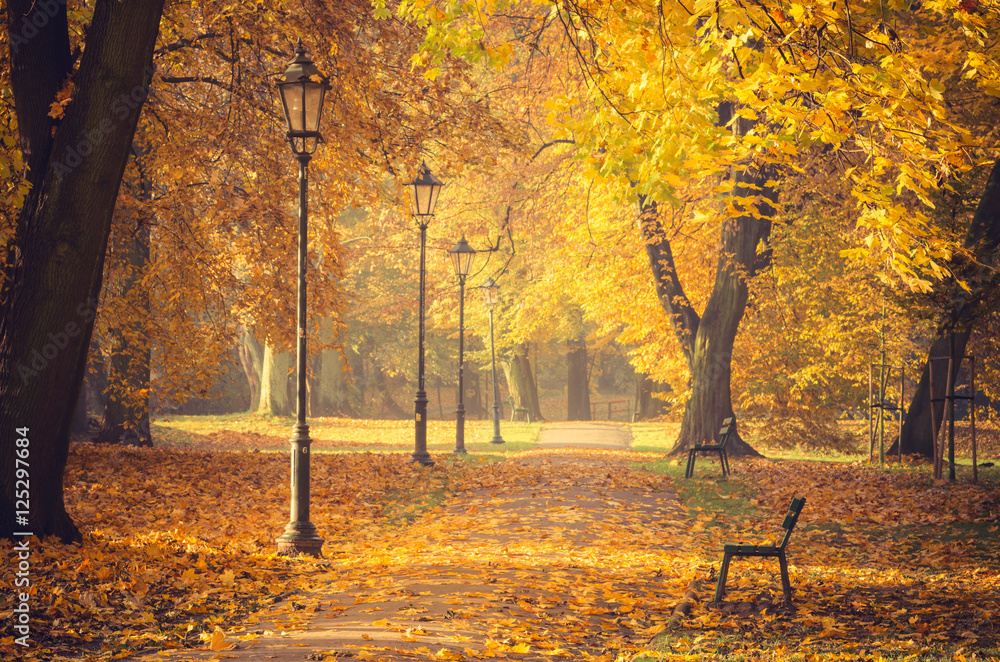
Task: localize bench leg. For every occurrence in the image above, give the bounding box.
[685,450,696,478]
[714,552,733,603]
[778,552,792,603]
[720,449,730,476]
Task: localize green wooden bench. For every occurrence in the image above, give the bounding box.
[713,496,806,605]
[508,396,530,423]
[684,416,735,478]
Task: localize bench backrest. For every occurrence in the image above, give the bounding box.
[716,416,736,447]
[778,497,806,550]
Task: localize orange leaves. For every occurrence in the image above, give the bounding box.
[207,626,231,651]
[734,458,997,528]
[7,435,998,662]
[47,77,75,119]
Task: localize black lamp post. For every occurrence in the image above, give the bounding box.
[407,163,443,466]
[480,277,505,444]
[274,41,329,558]
[448,236,477,454]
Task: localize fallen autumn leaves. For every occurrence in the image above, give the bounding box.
[1,433,998,662]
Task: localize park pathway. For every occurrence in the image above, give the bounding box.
[148,423,696,662]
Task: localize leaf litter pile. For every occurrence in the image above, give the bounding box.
[1,434,998,662]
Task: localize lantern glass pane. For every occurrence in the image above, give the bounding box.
[426,183,440,215]
[411,183,430,216]
[481,281,498,307]
[303,82,325,132]
[451,248,475,277]
[411,182,442,216]
[280,83,304,133]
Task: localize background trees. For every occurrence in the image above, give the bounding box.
[3,0,998,546]
[383,0,1000,452]
[0,0,509,540]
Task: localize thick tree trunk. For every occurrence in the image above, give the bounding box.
[464,368,485,419]
[640,137,774,455]
[895,159,1000,457]
[238,329,264,413]
[635,375,670,420]
[0,0,165,542]
[566,337,591,420]
[522,345,542,421]
[892,331,971,458]
[257,344,292,416]
[502,344,543,421]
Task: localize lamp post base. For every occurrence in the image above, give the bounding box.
[275,522,324,558]
[454,405,467,455]
[411,390,435,466]
[490,402,505,444]
[410,453,435,466]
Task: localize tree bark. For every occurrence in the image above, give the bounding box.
[895,159,1000,457]
[464,368,485,419]
[641,144,774,456]
[1,0,165,542]
[257,343,292,416]
[566,337,591,420]
[238,328,264,413]
[502,344,543,421]
[635,375,670,420]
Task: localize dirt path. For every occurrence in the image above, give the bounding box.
[148,425,694,662]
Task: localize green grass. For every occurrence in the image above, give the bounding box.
[629,421,680,453]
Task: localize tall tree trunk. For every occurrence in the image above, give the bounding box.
[502,344,543,421]
[895,159,1000,457]
[464,368,484,419]
[640,114,774,456]
[567,337,591,420]
[893,331,971,458]
[635,375,670,420]
[257,344,292,416]
[238,328,264,413]
[0,0,165,542]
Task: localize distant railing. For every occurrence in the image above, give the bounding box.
[590,400,633,422]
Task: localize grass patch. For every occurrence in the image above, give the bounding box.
[630,421,679,453]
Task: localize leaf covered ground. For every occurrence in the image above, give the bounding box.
[1,420,998,662]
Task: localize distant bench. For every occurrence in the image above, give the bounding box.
[684,416,735,478]
[508,396,530,423]
[713,496,806,605]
